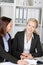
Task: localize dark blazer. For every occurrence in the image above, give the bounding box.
[0,33,18,63]
[12,31,43,59]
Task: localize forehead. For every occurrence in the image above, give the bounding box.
[7,22,12,27]
[27,21,36,25]
[9,21,12,24]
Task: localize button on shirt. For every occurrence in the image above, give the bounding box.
[23,33,34,53]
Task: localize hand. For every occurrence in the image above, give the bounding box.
[20,53,28,59]
[17,60,28,65]
[26,54,33,59]
[21,53,29,57]
[20,54,26,59]
[21,53,33,59]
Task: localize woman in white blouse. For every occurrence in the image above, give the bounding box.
[12,18,43,60]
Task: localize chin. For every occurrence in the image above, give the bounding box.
[28,32,32,34]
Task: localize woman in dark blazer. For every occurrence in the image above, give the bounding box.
[12,18,43,60]
[0,16,18,63]
[0,16,28,65]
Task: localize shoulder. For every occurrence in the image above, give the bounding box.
[8,33,11,39]
[0,36,3,44]
[15,31,25,36]
[0,36,3,40]
[33,33,40,39]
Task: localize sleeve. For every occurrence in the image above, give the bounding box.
[0,42,18,64]
[11,32,21,59]
[31,35,43,57]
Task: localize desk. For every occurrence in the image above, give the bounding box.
[0,56,43,65]
[0,62,18,65]
[0,62,43,65]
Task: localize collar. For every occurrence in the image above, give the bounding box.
[3,33,10,41]
[25,32,34,39]
[32,34,34,39]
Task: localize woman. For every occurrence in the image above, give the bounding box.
[0,16,28,65]
[12,18,43,60]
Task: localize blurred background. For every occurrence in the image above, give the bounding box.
[0,0,43,48]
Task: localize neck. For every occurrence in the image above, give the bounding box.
[26,32,32,42]
[26,32,32,37]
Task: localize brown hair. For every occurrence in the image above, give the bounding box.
[27,18,38,28]
[0,16,12,37]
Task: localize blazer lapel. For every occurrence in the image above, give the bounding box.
[20,31,25,52]
[30,37,36,53]
[0,37,4,49]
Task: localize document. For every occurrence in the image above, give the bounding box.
[34,56,43,62]
[0,62,18,65]
[23,59,37,65]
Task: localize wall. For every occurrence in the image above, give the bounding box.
[14,0,43,43]
[1,4,14,38]
[0,0,14,3]
[0,0,43,43]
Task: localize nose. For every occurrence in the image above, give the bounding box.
[29,25,32,29]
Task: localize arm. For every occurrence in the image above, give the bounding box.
[0,44,28,65]
[12,33,22,59]
[31,36,43,57]
[0,44,18,63]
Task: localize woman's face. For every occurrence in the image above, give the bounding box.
[6,20,13,32]
[26,21,37,34]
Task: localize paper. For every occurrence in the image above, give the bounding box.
[23,59,37,65]
[0,62,18,65]
[34,56,43,62]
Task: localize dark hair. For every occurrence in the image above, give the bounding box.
[0,16,12,37]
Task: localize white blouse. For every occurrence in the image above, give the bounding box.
[3,33,10,52]
[23,33,34,53]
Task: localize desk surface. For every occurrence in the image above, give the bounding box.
[0,62,18,65]
[0,62,43,65]
[0,56,43,65]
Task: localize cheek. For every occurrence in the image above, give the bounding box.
[26,26,29,29]
[8,27,11,30]
[32,28,36,32]
[7,27,11,32]
[7,28,10,32]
